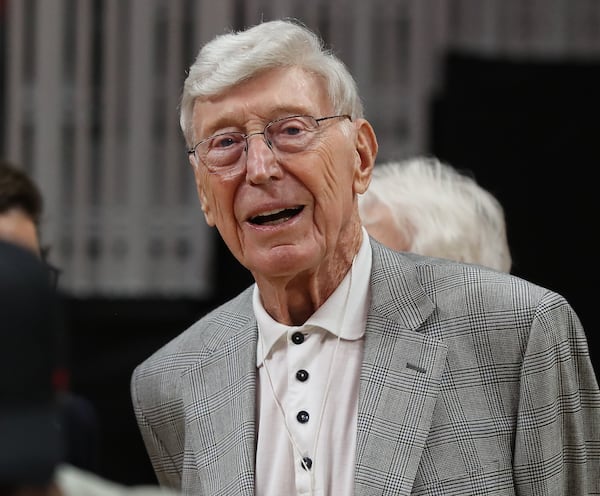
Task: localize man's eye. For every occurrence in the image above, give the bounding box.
[283,127,301,136]
[211,134,242,149]
[278,122,307,136]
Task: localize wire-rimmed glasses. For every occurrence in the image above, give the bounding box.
[187,114,351,175]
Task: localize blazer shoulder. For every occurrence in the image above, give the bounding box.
[133,286,255,377]
[369,238,570,320]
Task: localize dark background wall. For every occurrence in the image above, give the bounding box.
[64,55,599,485]
[64,298,210,484]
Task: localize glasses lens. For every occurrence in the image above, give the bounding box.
[200,132,246,169]
[268,116,319,153]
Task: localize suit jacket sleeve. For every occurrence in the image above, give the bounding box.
[513,289,600,494]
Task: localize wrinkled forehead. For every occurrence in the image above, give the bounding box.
[191,67,333,136]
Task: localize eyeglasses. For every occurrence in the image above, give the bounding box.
[187,114,351,174]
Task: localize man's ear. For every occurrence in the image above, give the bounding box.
[353,118,378,194]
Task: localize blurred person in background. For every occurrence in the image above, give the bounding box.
[358,156,512,272]
[131,19,599,495]
[0,240,181,496]
[0,159,99,473]
[0,159,44,255]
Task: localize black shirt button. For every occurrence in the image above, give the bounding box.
[301,457,313,470]
[296,410,309,423]
[296,369,309,382]
[291,332,305,344]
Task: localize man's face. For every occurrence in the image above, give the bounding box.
[190,67,376,282]
[0,208,40,256]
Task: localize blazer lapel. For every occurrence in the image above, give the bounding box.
[182,241,447,495]
[355,241,448,495]
[184,296,258,495]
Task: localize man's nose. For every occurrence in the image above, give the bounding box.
[244,133,281,184]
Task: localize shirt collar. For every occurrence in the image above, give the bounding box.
[255,227,372,366]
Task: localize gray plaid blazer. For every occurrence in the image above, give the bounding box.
[131,239,600,495]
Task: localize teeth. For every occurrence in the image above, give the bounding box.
[250,206,303,225]
[256,208,286,217]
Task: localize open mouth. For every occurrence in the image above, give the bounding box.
[250,206,304,226]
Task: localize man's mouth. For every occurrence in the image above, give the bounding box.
[250,206,304,226]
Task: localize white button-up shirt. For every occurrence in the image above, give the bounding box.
[255,229,372,496]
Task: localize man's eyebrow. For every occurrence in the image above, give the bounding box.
[200,106,315,136]
[198,115,244,137]
[267,105,313,117]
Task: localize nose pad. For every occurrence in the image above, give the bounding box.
[244,132,273,154]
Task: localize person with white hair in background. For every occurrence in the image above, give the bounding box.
[358,156,512,272]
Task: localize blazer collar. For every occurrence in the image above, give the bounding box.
[183,290,258,495]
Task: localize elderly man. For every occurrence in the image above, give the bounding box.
[131,19,600,496]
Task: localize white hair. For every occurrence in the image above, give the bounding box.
[180,19,363,146]
[359,157,512,272]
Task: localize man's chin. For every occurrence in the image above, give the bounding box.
[248,245,318,280]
